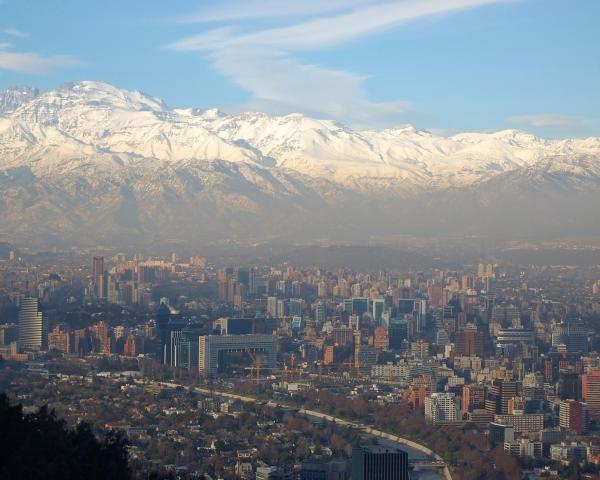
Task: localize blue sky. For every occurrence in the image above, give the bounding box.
[0,0,598,137]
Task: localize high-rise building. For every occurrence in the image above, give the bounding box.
[462,384,486,415]
[314,301,327,324]
[355,343,376,377]
[424,393,460,424]
[179,324,207,371]
[331,326,354,346]
[163,317,187,365]
[559,400,588,435]
[373,327,389,353]
[351,446,409,480]
[551,323,589,354]
[351,298,369,316]
[557,372,581,401]
[427,284,444,309]
[372,298,385,325]
[221,317,254,335]
[91,320,111,354]
[582,370,600,419]
[92,256,104,279]
[455,324,485,357]
[489,422,515,445]
[18,297,47,352]
[300,458,347,480]
[267,296,278,317]
[170,330,184,367]
[288,299,304,317]
[388,319,409,349]
[92,256,106,299]
[410,340,430,359]
[123,333,144,357]
[522,371,545,400]
[0,324,18,345]
[236,267,255,295]
[48,324,70,352]
[485,380,518,415]
[324,345,335,365]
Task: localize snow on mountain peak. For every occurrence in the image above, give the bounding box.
[0,85,40,115]
[57,80,167,112]
[0,80,598,191]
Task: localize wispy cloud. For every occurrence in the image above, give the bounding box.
[170,0,513,52]
[0,44,78,74]
[509,113,590,129]
[179,0,375,23]
[167,0,513,126]
[209,46,413,126]
[3,27,27,38]
[508,113,599,138]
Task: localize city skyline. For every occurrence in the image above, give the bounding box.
[3,3,600,479]
[2,247,600,478]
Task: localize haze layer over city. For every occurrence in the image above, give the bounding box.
[1,1,599,480]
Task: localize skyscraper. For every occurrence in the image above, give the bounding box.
[92,256,106,299]
[388,319,409,349]
[455,323,485,357]
[582,371,600,419]
[559,400,588,435]
[92,256,104,279]
[351,446,409,480]
[267,296,278,317]
[372,298,385,325]
[18,297,47,352]
[485,379,518,415]
[179,324,206,371]
[462,384,486,415]
[314,301,327,324]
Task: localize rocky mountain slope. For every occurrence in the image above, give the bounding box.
[1,81,599,247]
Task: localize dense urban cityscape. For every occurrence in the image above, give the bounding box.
[1,245,600,479]
[1,1,599,479]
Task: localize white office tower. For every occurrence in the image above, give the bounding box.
[424,393,460,424]
[18,297,47,352]
[372,298,385,325]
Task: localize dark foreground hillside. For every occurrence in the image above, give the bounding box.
[0,393,131,480]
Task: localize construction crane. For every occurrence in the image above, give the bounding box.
[245,348,262,385]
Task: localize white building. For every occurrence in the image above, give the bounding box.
[18,297,47,352]
[424,393,460,424]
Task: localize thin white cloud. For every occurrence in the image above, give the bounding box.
[169,0,512,52]
[180,0,375,23]
[167,0,513,126]
[0,44,78,74]
[209,47,413,126]
[510,113,590,129]
[3,27,27,38]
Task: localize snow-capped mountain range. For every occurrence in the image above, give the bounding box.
[1,81,599,247]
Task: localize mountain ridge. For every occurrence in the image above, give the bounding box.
[1,80,599,247]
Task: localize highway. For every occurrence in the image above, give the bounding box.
[147,381,452,480]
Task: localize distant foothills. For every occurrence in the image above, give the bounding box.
[1,81,599,248]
